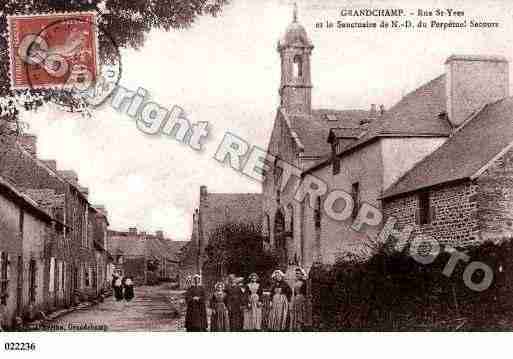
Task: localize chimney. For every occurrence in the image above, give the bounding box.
[379,104,385,116]
[200,185,207,203]
[128,227,137,235]
[58,170,79,186]
[156,230,164,239]
[370,104,377,115]
[446,54,509,127]
[42,160,57,171]
[18,134,37,156]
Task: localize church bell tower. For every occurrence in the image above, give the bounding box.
[278,4,313,115]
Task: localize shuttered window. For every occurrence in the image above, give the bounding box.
[29,259,37,303]
[0,252,9,305]
[418,191,432,225]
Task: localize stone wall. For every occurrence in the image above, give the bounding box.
[476,145,513,241]
[383,181,480,248]
[0,192,23,328]
[262,110,303,267]
[383,145,513,248]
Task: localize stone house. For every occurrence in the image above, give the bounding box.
[179,186,262,288]
[0,134,109,306]
[382,87,513,248]
[0,175,67,328]
[91,205,112,296]
[109,228,185,285]
[303,55,511,267]
[264,11,513,272]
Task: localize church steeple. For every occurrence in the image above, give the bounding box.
[278,4,313,115]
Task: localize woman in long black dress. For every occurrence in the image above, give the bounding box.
[113,275,124,301]
[185,274,207,331]
[124,277,135,302]
[290,267,307,331]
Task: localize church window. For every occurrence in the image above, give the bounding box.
[314,197,321,229]
[274,157,281,185]
[293,55,303,78]
[263,214,270,243]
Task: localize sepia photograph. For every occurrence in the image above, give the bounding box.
[1,0,513,357]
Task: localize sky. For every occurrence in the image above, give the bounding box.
[21,0,513,240]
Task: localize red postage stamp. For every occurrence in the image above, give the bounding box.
[7,12,99,90]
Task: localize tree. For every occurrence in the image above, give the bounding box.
[202,222,279,290]
[0,0,229,139]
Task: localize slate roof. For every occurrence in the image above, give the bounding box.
[205,192,262,207]
[355,75,451,144]
[0,140,90,203]
[0,174,55,224]
[287,109,375,158]
[382,96,513,199]
[108,235,185,261]
[329,128,363,139]
[304,74,452,174]
[199,192,263,246]
[109,236,147,256]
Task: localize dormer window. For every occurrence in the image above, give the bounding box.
[293,55,303,78]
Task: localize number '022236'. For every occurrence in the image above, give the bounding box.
[4,342,37,351]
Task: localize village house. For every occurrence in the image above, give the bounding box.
[179,186,262,288]
[381,57,513,247]
[264,11,513,273]
[0,134,112,328]
[91,205,112,297]
[0,174,68,328]
[108,228,185,285]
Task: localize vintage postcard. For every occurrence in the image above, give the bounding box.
[1,0,513,357]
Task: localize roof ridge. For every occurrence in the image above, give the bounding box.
[400,73,446,101]
[382,95,513,199]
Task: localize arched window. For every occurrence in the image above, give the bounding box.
[263,214,271,243]
[293,55,303,78]
[314,197,321,229]
[287,203,294,236]
[274,156,281,185]
[274,209,287,265]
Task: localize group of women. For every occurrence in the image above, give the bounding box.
[185,268,309,332]
[111,273,135,302]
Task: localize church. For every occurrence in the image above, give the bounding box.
[263,8,513,274]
